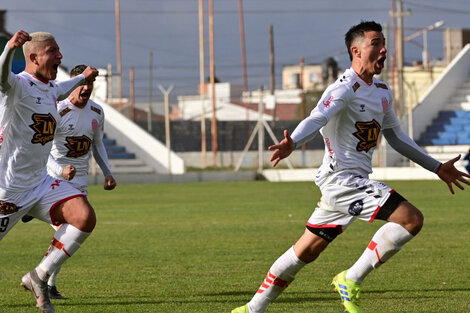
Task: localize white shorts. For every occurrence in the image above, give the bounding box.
[306,172,405,241]
[0,175,85,240]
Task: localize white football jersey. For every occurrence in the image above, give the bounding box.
[0,72,81,193]
[49,98,110,179]
[313,68,401,182]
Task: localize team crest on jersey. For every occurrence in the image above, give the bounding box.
[348,199,364,216]
[353,119,381,152]
[381,97,389,113]
[29,113,57,145]
[65,135,92,158]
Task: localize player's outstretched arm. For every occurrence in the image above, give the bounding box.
[268,130,294,168]
[436,155,470,194]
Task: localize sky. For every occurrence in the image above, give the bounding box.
[1,0,470,103]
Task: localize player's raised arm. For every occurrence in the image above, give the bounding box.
[56,66,98,101]
[1,30,31,92]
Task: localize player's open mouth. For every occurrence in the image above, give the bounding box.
[377,57,386,67]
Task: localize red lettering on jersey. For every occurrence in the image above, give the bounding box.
[51,179,61,190]
[325,137,334,154]
[323,96,334,108]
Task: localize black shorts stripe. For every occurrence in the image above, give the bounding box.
[375,191,407,221]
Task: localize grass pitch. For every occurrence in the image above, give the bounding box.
[1,180,469,313]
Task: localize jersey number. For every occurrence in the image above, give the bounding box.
[0,217,9,232]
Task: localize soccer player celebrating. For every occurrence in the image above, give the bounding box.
[0,30,98,313]
[45,64,117,298]
[231,21,470,313]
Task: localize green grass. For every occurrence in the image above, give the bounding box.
[1,180,469,313]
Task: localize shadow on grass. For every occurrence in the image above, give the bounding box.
[204,286,470,303]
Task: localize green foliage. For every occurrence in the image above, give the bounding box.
[1,181,469,312]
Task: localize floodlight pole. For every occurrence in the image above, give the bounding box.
[159,85,174,174]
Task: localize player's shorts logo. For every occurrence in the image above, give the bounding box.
[353,119,381,152]
[29,113,57,145]
[65,135,92,158]
[348,199,364,216]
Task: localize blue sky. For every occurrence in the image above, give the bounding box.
[1,0,470,102]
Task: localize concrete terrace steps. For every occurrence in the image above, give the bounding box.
[91,158,155,174]
[91,134,156,174]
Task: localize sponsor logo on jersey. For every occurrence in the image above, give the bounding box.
[0,200,20,214]
[381,97,389,113]
[323,96,334,108]
[352,82,360,92]
[65,135,92,158]
[59,107,72,117]
[353,119,381,152]
[348,199,364,216]
[29,113,57,145]
[91,106,102,115]
[374,83,388,89]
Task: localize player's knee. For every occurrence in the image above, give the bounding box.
[75,206,96,232]
[407,209,424,235]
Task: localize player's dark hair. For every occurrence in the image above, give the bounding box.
[345,21,382,61]
[70,64,88,77]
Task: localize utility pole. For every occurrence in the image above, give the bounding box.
[114,0,122,110]
[238,0,248,93]
[129,67,135,121]
[107,63,113,104]
[198,0,207,168]
[148,52,153,132]
[300,57,307,167]
[391,0,410,118]
[159,85,174,175]
[269,25,276,122]
[209,0,218,167]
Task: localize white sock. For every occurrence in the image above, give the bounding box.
[47,265,62,286]
[346,222,413,283]
[38,224,90,276]
[248,246,306,313]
